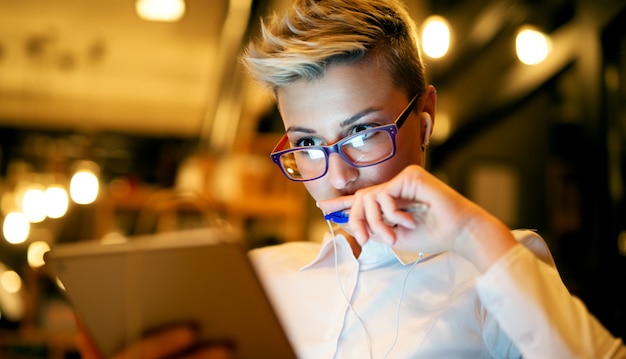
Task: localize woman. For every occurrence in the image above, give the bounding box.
[242,0,625,357]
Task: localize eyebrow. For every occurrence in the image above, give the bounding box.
[285,107,383,134]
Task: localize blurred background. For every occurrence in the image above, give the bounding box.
[0,0,625,357]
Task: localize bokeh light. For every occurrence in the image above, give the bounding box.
[422,15,451,59]
[28,241,51,268]
[45,185,69,218]
[70,170,99,205]
[3,212,30,244]
[22,186,47,223]
[516,27,552,65]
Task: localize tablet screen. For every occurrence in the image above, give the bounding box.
[45,228,296,359]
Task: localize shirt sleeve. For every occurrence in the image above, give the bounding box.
[476,242,626,359]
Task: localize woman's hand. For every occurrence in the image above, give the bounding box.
[317,165,517,272]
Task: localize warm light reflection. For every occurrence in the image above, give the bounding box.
[22,186,47,223]
[136,0,185,22]
[422,15,451,59]
[70,170,99,205]
[0,263,25,321]
[28,241,51,268]
[3,212,30,244]
[45,185,69,218]
[55,277,66,291]
[101,231,128,245]
[516,27,552,65]
[0,270,22,293]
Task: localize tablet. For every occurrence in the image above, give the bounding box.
[44,227,297,359]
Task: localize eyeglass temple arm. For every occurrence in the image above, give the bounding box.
[394,92,421,129]
[271,134,290,153]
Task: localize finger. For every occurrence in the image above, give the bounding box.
[112,324,199,359]
[316,195,354,213]
[362,194,396,244]
[377,193,417,229]
[344,195,370,245]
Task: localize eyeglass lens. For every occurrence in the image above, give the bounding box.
[278,128,395,180]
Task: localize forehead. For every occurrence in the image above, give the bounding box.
[276,61,400,129]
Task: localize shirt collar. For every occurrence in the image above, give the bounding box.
[299,232,425,271]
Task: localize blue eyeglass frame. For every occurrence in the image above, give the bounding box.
[270,92,422,182]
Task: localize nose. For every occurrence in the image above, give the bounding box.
[326,152,358,189]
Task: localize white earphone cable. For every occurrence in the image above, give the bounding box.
[325,216,423,359]
[327,219,374,359]
[382,251,423,359]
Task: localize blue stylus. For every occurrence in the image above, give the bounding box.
[324,203,429,224]
[324,210,350,223]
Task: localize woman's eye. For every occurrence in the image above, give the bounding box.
[351,124,376,135]
[295,137,321,147]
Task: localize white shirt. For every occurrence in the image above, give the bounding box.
[249,229,625,358]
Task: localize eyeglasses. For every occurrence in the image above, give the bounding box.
[270,92,421,182]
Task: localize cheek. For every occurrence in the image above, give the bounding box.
[366,159,406,183]
[394,129,424,166]
[303,181,325,202]
[365,144,422,182]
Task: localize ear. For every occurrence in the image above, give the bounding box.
[419,85,437,149]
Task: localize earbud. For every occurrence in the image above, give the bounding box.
[421,112,432,151]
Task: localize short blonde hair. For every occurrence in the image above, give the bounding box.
[243,0,427,98]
